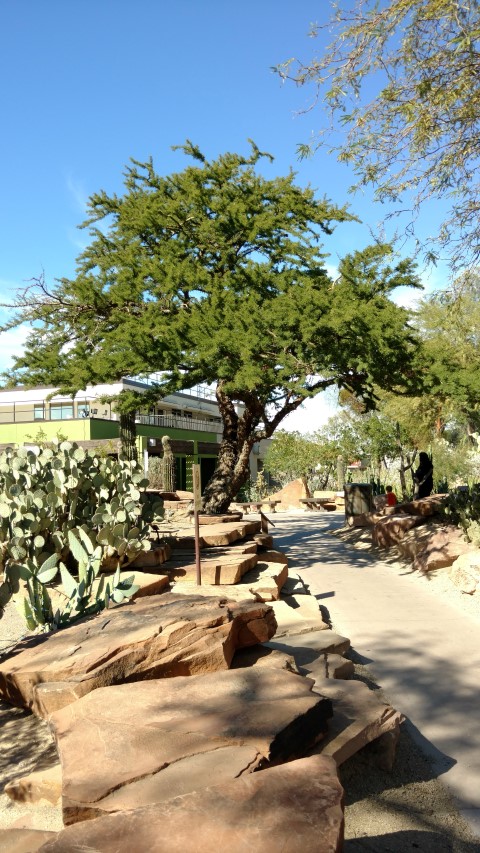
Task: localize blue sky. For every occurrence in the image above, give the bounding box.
[0,1,449,430]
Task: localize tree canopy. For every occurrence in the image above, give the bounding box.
[277,0,480,269]
[415,270,480,442]
[2,142,422,512]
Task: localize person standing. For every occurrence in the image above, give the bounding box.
[413,452,434,499]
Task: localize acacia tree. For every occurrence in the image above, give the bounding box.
[277,0,480,268]
[2,143,421,513]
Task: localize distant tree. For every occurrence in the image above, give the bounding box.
[277,0,480,269]
[1,144,421,513]
[416,270,480,444]
[263,430,339,494]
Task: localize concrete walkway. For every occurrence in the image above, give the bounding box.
[271,511,480,839]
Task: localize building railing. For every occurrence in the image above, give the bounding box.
[136,413,220,433]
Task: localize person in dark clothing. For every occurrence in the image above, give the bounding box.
[413,452,433,499]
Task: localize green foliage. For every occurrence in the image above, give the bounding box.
[0,441,163,630]
[3,143,421,513]
[277,1,480,268]
[264,430,339,490]
[441,486,480,544]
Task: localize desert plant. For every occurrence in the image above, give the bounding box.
[0,440,163,630]
[440,486,480,544]
[146,456,164,490]
[161,435,176,492]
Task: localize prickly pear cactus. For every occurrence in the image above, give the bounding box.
[0,440,164,630]
[161,435,176,492]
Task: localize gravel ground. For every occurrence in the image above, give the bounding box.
[1,528,480,849]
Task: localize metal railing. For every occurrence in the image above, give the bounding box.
[136,413,220,433]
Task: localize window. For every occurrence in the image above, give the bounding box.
[34,405,45,421]
[50,403,74,420]
[77,405,90,419]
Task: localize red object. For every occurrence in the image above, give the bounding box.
[386,491,397,506]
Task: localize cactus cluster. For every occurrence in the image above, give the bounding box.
[0,440,163,630]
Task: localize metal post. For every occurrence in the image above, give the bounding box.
[192,463,202,585]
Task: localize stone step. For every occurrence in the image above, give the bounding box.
[269,595,330,637]
[170,560,288,602]
[162,552,259,585]
[264,629,351,664]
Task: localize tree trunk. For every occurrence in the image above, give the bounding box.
[202,386,260,514]
[395,422,416,501]
[119,413,138,462]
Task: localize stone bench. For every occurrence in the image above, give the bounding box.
[237,500,281,513]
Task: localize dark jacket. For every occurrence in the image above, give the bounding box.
[414,455,433,499]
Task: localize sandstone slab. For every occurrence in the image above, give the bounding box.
[270,594,329,636]
[264,629,350,664]
[162,550,259,584]
[0,594,277,717]
[311,678,405,766]
[38,754,344,853]
[170,559,288,602]
[166,520,262,550]
[48,667,333,824]
[231,644,299,672]
[127,543,171,568]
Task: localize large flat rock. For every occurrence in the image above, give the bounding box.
[311,678,405,767]
[48,668,333,825]
[165,520,262,549]
[0,594,277,717]
[38,755,344,853]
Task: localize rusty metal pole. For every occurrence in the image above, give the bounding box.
[192,464,202,585]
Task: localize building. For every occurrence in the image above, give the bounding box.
[0,379,268,491]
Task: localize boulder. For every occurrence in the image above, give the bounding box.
[38,755,344,853]
[372,514,424,548]
[231,644,299,672]
[412,525,471,572]
[5,764,62,805]
[0,594,277,717]
[449,550,480,594]
[263,478,307,510]
[397,495,445,517]
[47,668,333,825]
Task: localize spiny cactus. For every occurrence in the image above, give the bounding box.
[0,440,163,630]
[161,435,176,492]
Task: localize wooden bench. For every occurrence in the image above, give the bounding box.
[237,500,281,513]
[299,498,337,511]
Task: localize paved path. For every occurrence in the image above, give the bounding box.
[271,511,480,839]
